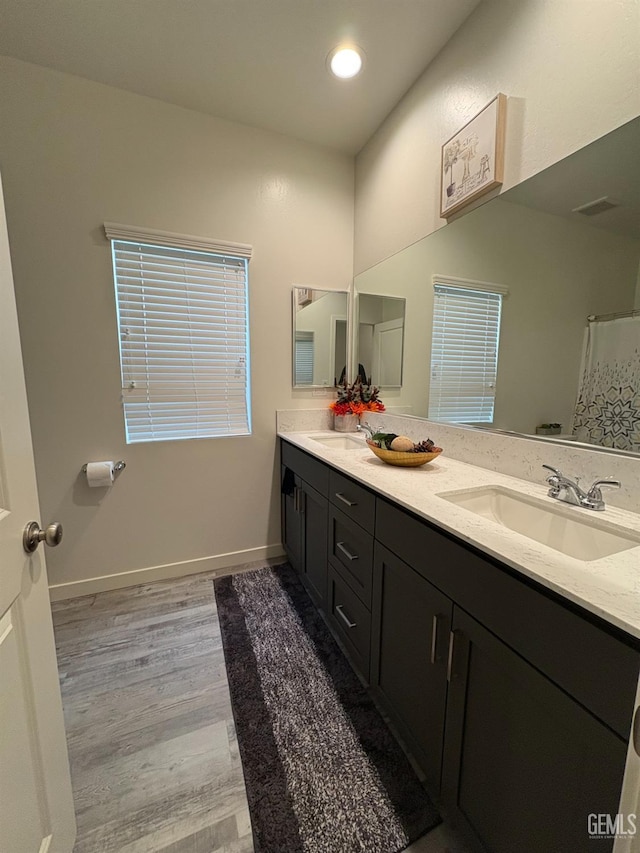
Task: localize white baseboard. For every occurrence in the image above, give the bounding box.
[48,544,286,602]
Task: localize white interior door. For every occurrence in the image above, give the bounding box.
[372,318,404,386]
[0,174,76,852]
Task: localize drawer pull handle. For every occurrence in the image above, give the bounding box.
[633,705,640,758]
[336,541,358,561]
[335,492,357,507]
[430,613,443,665]
[336,604,357,629]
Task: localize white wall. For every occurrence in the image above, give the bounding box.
[355,198,640,432]
[0,56,354,595]
[2,0,639,596]
[355,0,640,274]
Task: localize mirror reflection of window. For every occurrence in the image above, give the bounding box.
[294,331,314,385]
[428,280,507,424]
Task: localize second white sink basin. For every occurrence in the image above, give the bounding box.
[311,434,367,450]
[437,485,640,561]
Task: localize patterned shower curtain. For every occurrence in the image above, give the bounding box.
[572,315,640,451]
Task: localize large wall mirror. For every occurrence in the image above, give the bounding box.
[354,116,640,456]
[356,294,406,386]
[292,287,349,387]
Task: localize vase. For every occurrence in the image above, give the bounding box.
[333,413,359,432]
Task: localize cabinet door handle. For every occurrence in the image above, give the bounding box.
[447,630,462,682]
[299,489,306,515]
[633,705,640,758]
[430,613,443,664]
[335,492,357,507]
[335,604,357,629]
[336,541,358,561]
[293,486,306,514]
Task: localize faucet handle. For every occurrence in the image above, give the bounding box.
[542,464,562,478]
[542,464,563,485]
[587,478,621,498]
[357,422,374,439]
[542,464,563,497]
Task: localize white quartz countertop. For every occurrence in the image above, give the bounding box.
[279,430,640,641]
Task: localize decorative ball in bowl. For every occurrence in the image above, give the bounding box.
[366,433,443,468]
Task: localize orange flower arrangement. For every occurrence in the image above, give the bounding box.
[329,380,385,416]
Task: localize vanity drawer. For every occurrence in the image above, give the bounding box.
[329,470,375,532]
[281,440,329,496]
[329,507,373,608]
[376,497,640,740]
[328,565,371,682]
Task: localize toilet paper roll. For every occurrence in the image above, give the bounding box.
[86,461,114,488]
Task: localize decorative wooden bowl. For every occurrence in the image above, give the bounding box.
[366,440,442,468]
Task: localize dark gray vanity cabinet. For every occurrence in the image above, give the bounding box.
[376,497,640,853]
[370,544,452,794]
[442,606,628,853]
[281,442,329,609]
[279,441,640,853]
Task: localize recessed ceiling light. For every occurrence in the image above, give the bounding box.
[328,46,363,79]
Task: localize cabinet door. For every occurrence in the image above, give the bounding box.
[370,544,452,794]
[301,482,328,609]
[442,606,628,853]
[281,466,302,573]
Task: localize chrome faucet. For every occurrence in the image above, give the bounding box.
[357,422,375,440]
[542,465,621,511]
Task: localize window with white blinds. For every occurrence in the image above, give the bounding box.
[294,332,314,385]
[428,279,505,424]
[107,226,252,443]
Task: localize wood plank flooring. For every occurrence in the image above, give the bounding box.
[52,564,473,853]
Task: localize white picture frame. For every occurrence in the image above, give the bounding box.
[296,288,312,306]
[440,93,507,219]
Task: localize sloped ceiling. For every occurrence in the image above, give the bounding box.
[0,0,481,153]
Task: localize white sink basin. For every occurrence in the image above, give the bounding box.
[437,485,640,561]
[311,434,367,450]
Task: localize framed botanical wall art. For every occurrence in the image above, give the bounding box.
[440,93,507,219]
[296,287,313,307]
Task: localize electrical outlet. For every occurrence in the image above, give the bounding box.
[312,388,328,397]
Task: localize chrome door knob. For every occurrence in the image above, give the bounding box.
[23,521,63,553]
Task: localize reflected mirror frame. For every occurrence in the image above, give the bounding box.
[355,292,406,388]
[291,286,350,389]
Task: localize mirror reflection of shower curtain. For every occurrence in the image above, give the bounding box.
[572,316,640,451]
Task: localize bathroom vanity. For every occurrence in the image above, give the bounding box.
[279,431,640,853]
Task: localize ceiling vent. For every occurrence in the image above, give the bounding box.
[572,196,620,216]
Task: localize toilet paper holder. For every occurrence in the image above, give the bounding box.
[81,460,126,474]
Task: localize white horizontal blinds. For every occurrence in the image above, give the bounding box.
[428,283,503,424]
[294,332,314,385]
[112,239,251,443]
